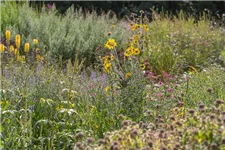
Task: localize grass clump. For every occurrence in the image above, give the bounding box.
[141,11,225,75]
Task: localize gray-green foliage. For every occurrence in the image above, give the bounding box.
[1,1,21,32]
[1,2,130,65]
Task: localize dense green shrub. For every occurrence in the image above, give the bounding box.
[142,11,225,75]
[1,1,130,66]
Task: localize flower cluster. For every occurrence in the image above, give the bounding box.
[124,45,140,57]
[101,55,114,73]
[131,23,149,32]
[1,30,44,63]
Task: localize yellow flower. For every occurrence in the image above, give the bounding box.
[124,46,133,57]
[143,24,149,32]
[24,43,30,53]
[133,40,138,44]
[14,48,19,56]
[36,54,43,61]
[6,30,11,41]
[125,72,131,79]
[124,51,130,57]
[188,66,198,75]
[17,55,25,63]
[140,64,146,70]
[105,86,111,92]
[102,56,110,64]
[33,39,38,45]
[110,55,115,61]
[104,63,111,73]
[132,24,141,31]
[9,45,14,53]
[15,35,20,49]
[71,103,75,108]
[36,48,40,53]
[134,35,139,40]
[133,48,140,55]
[104,39,117,50]
[0,44,4,53]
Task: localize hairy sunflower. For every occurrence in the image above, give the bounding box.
[133,48,140,55]
[104,39,117,50]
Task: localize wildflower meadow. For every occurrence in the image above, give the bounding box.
[1,1,225,150]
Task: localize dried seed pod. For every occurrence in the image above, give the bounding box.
[121,120,130,127]
[222,138,225,144]
[198,102,205,109]
[98,139,106,145]
[148,141,153,148]
[75,142,83,148]
[207,88,213,94]
[188,109,195,115]
[130,129,138,138]
[75,131,85,139]
[216,99,224,105]
[86,137,95,144]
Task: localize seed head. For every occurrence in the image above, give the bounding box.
[75,131,85,139]
[188,109,195,115]
[148,141,153,148]
[86,137,94,144]
[222,138,225,144]
[211,143,217,149]
[130,129,138,138]
[170,116,175,121]
[118,114,124,119]
[216,99,224,105]
[110,145,119,150]
[98,139,106,145]
[207,88,213,94]
[160,146,167,150]
[75,142,82,148]
[198,102,205,109]
[112,140,119,146]
[209,114,215,120]
[175,143,180,148]
[121,120,130,127]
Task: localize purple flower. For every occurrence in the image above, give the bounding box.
[47,4,53,9]
[159,81,163,85]
[168,88,173,93]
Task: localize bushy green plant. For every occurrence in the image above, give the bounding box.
[142,11,225,75]
[1,1,131,66]
[0,1,23,32]
[176,65,225,107]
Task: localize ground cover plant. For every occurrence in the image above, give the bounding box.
[1,1,225,150]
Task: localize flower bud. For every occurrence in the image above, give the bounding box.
[14,48,19,56]
[0,44,4,53]
[9,45,14,53]
[24,43,30,53]
[15,35,20,49]
[6,30,11,41]
[33,39,38,45]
